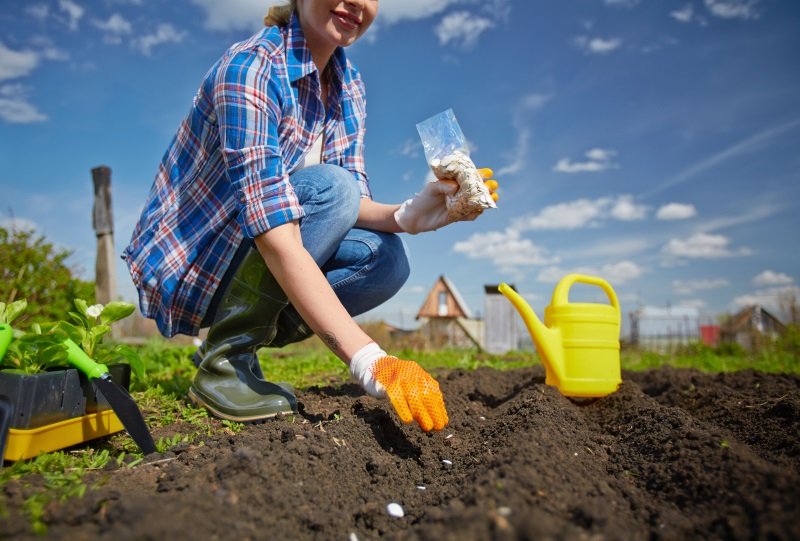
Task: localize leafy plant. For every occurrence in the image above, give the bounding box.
[56,299,144,379]
[0,300,68,374]
[0,298,144,379]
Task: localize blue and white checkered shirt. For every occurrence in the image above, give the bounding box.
[123,13,370,337]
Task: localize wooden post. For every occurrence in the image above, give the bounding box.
[92,166,117,307]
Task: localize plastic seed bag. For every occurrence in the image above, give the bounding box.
[416,109,497,221]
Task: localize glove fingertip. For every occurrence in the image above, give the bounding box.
[387,387,414,424]
[416,409,434,432]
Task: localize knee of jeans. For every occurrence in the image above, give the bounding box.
[315,164,360,223]
[372,233,410,293]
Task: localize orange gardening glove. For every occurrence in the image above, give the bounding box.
[478,167,500,203]
[350,343,449,432]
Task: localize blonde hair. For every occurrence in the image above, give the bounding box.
[264,1,296,27]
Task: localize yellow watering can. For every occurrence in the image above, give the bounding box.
[498,274,622,398]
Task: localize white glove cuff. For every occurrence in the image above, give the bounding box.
[349,342,387,398]
[394,200,419,235]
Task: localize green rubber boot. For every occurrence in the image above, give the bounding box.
[188,246,298,422]
[270,307,315,348]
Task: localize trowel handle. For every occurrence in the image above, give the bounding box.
[62,338,109,380]
[552,274,620,313]
[0,324,12,362]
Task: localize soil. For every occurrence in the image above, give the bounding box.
[2,366,799,540]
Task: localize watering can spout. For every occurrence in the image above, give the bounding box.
[497,283,562,382]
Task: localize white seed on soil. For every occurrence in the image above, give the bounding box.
[479,416,486,421]
[497,507,512,517]
[445,434,454,439]
[387,502,405,518]
[348,533,359,541]
[442,459,453,465]
[416,485,426,490]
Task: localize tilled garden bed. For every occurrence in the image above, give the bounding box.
[2,365,798,540]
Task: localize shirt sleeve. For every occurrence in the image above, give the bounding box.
[340,73,371,199]
[213,46,304,238]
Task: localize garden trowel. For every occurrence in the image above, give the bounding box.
[62,338,156,455]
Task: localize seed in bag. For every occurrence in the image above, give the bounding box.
[416,109,497,221]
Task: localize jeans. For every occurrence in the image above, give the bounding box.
[203,164,410,336]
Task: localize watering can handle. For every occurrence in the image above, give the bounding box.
[551,274,620,312]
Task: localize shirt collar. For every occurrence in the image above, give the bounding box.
[283,11,351,98]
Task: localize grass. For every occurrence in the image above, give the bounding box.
[1,331,797,533]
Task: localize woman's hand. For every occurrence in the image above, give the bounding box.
[394,167,499,234]
[350,343,448,431]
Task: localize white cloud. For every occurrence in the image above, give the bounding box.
[512,194,646,231]
[0,84,47,123]
[696,202,783,234]
[610,195,648,221]
[0,216,39,232]
[704,0,761,20]
[59,0,85,31]
[396,138,421,158]
[133,24,187,55]
[672,278,730,295]
[656,202,697,220]
[405,285,426,295]
[189,0,467,32]
[452,228,558,271]
[92,14,133,40]
[0,43,40,81]
[538,260,642,285]
[563,237,651,259]
[640,118,800,199]
[553,148,617,173]
[495,92,552,177]
[604,0,640,7]
[190,0,274,31]
[602,260,644,284]
[41,47,69,61]
[379,0,464,24]
[26,4,50,20]
[574,36,622,55]
[670,4,695,23]
[513,198,610,230]
[662,233,751,259]
[734,285,800,312]
[678,298,707,310]
[753,270,794,287]
[435,11,494,49]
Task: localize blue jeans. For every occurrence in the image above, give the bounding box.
[204,164,410,340]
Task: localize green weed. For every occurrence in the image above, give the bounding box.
[0,448,112,534]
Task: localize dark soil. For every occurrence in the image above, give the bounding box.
[2,366,799,540]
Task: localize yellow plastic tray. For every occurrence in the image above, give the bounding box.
[4,410,124,461]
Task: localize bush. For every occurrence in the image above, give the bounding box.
[714,341,746,357]
[0,226,94,327]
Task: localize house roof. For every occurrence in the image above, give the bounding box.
[416,275,474,320]
[722,305,786,334]
[442,276,473,319]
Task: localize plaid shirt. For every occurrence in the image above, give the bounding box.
[123,13,370,337]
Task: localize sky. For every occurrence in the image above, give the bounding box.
[1,0,799,335]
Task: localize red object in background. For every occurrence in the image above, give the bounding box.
[700,325,720,347]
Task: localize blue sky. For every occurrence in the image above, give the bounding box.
[1,0,799,334]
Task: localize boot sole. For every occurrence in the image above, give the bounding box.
[187,387,296,424]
